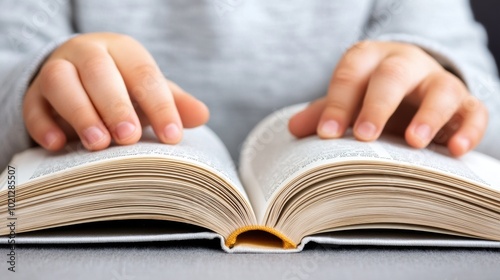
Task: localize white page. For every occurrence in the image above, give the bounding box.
[460,152,500,187]
[240,104,500,223]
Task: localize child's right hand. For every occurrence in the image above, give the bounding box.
[23,33,209,151]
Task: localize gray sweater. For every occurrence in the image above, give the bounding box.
[1,0,500,170]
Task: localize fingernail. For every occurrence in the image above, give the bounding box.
[415,124,431,143]
[44,131,58,148]
[115,121,136,140]
[83,126,105,146]
[164,123,180,142]
[320,120,339,137]
[356,122,377,140]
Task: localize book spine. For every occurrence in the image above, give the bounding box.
[225,225,297,249]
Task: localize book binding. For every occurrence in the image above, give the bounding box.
[225,225,297,249]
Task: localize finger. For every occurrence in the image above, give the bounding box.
[23,80,67,151]
[447,96,488,156]
[289,98,326,138]
[405,72,465,148]
[38,59,111,150]
[108,36,183,144]
[132,86,210,129]
[67,45,141,145]
[317,41,383,139]
[353,53,433,141]
[167,80,210,128]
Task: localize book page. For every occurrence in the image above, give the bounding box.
[239,104,500,223]
[460,152,500,187]
[0,126,248,202]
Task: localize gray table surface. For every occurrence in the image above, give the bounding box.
[2,240,500,280]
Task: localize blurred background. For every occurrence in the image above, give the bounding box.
[470,0,500,68]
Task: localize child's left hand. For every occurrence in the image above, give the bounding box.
[288,41,488,157]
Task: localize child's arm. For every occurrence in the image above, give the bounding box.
[289,0,500,158]
[0,1,76,170]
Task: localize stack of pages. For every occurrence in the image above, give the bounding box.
[2,105,500,253]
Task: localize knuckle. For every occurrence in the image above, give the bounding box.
[376,57,410,84]
[82,54,109,77]
[332,68,360,87]
[131,64,157,79]
[131,64,163,90]
[131,64,165,94]
[149,101,176,118]
[102,102,134,125]
[39,60,72,91]
[324,99,348,113]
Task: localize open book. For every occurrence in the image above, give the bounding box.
[1,104,500,253]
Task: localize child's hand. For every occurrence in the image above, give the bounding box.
[289,41,488,157]
[23,33,209,151]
